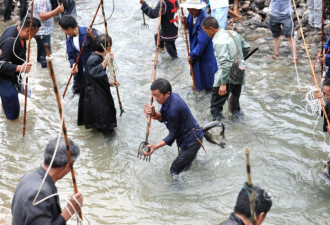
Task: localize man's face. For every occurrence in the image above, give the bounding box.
[324,86,330,103]
[202,26,215,38]
[61,27,76,37]
[20,27,39,40]
[151,90,170,105]
[187,8,200,17]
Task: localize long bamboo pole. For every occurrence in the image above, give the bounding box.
[22,0,34,137]
[62,0,102,98]
[44,44,82,219]
[100,0,125,116]
[291,0,330,127]
[244,147,257,225]
[179,1,197,93]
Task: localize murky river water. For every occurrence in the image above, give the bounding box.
[0,0,330,224]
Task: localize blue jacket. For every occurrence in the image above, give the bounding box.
[160,93,203,149]
[187,10,218,91]
[324,36,330,76]
[66,26,95,78]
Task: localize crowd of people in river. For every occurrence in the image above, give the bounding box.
[0,0,329,224]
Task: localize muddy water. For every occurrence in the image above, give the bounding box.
[0,0,329,224]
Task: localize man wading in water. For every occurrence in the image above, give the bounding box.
[144,78,204,177]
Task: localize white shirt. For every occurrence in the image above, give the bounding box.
[209,0,229,9]
[73,35,80,51]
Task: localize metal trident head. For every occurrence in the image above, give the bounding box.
[137,141,151,162]
[141,12,149,29]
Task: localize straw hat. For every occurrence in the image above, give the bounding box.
[180,0,207,9]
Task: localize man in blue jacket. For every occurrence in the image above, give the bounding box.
[144,78,204,176]
[59,15,96,95]
[181,0,218,92]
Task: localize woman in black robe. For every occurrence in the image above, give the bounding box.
[78,34,118,135]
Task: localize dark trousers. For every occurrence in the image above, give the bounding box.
[154,34,177,59]
[211,84,242,118]
[72,73,82,94]
[35,35,51,68]
[170,141,201,176]
[4,0,13,21]
[19,0,28,20]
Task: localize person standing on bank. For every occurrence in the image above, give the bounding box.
[59,15,97,95]
[180,0,218,92]
[0,17,40,120]
[78,34,119,136]
[33,0,64,68]
[11,137,83,225]
[201,17,250,121]
[140,0,179,59]
[144,78,204,176]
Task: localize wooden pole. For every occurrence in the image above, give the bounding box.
[22,0,34,137]
[100,0,125,116]
[44,44,82,219]
[244,147,257,225]
[179,1,197,93]
[62,0,103,98]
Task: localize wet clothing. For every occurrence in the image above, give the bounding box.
[324,36,330,77]
[211,29,250,118]
[141,0,179,58]
[322,103,330,133]
[66,26,95,94]
[160,93,204,175]
[4,0,13,21]
[78,53,117,134]
[187,9,217,92]
[12,167,66,225]
[154,34,177,59]
[0,25,26,119]
[307,0,322,28]
[211,84,242,118]
[219,213,245,225]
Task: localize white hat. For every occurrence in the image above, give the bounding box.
[180,0,207,9]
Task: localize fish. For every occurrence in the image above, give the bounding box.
[202,121,225,148]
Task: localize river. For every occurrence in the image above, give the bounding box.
[0,0,329,224]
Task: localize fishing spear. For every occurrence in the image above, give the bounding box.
[23,0,34,137]
[44,44,82,219]
[62,0,103,98]
[138,0,164,161]
[100,0,125,116]
[179,0,197,93]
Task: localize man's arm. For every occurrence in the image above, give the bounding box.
[38,3,64,21]
[140,0,165,19]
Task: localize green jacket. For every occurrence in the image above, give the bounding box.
[212,29,250,86]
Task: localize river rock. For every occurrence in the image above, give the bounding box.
[250,14,263,24]
[247,10,255,16]
[263,7,270,14]
[254,0,265,10]
[258,10,267,18]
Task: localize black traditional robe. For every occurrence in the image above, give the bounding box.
[78,53,117,134]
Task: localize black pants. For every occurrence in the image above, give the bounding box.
[170,141,201,176]
[211,84,242,118]
[35,35,51,68]
[19,0,28,20]
[4,0,13,21]
[72,73,82,94]
[154,34,177,59]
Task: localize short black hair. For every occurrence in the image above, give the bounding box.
[91,34,112,52]
[44,137,80,168]
[234,184,272,218]
[201,16,219,29]
[20,16,41,29]
[151,78,172,95]
[324,78,330,87]
[59,15,78,29]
